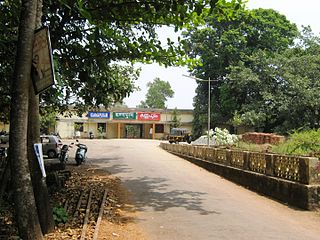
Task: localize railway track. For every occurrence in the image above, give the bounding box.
[1,165,123,240]
[63,187,109,240]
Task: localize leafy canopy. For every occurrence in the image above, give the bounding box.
[139,77,174,109]
[0,0,245,118]
[227,27,320,133]
[183,7,298,137]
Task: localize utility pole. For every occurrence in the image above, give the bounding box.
[208,77,210,146]
[183,75,219,147]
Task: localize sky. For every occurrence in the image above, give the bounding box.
[123,0,320,110]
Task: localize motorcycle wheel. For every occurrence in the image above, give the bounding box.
[76,158,82,165]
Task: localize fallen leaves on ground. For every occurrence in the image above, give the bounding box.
[1,163,147,240]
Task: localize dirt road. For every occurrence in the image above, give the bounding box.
[84,139,320,240]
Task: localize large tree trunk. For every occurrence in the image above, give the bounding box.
[28,88,54,234]
[27,0,55,234]
[9,0,43,239]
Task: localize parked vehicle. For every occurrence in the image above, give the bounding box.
[74,140,87,165]
[168,128,192,144]
[0,133,9,144]
[40,135,63,158]
[59,143,73,164]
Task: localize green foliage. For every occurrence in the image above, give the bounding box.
[184,7,298,134]
[170,108,181,128]
[230,111,242,127]
[40,108,58,134]
[126,125,139,138]
[227,27,320,133]
[97,126,104,134]
[273,129,320,156]
[136,101,148,109]
[74,123,82,132]
[235,141,269,153]
[0,1,19,123]
[97,126,105,138]
[53,206,68,224]
[141,77,174,109]
[0,0,245,119]
[231,110,266,128]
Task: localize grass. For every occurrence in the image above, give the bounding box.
[235,141,273,153]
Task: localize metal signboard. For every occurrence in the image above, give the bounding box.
[34,143,46,177]
[88,111,110,119]
[137,112,161,121]
[32,27,55,94]
[113,112,136,120]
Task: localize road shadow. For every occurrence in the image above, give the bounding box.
[122,176,220,215]
[89,157,133,174]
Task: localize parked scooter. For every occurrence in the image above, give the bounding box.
[59,143,73,165]
[74,140,87,165]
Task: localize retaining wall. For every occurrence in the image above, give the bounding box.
[160,143,320,210]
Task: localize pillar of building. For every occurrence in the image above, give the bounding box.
[117,123,121,139]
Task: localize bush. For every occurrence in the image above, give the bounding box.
[272,129,320,156]
[53,206,68,224]
[207,127,239,146]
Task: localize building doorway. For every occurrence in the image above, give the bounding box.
[125,124,142,138]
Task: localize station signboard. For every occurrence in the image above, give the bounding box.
[88,111,110,119]
[113,112,136,120]
[137,112,161,121]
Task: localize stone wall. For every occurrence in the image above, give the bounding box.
[160,143,320,210]
[241,132,285,145]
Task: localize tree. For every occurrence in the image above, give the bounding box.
[8,0,43,238]
[1,0,245,238]
[183,8,298,137]
[27,0,55,234]
[0,1,19,123]
[39,108,57,134]
[227,27,320,133]
[1,0,245,119]
[140,77,174,109]
[170,107,181,128]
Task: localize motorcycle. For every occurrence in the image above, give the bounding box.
[59,143,73,165]
[75,140,87,165]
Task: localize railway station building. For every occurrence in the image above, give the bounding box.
[56,107,194,140]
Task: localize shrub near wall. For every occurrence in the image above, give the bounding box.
[160,143,320,210]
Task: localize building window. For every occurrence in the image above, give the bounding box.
[155,124,164,133]
[74,122,84,132]
[97,123,106,133]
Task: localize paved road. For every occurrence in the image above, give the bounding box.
[84,139,320,240]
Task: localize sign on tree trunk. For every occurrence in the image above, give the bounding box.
[32,27,55,94]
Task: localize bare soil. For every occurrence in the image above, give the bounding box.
[0,164,148,240]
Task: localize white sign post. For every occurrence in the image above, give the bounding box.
[34,143,46,178]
